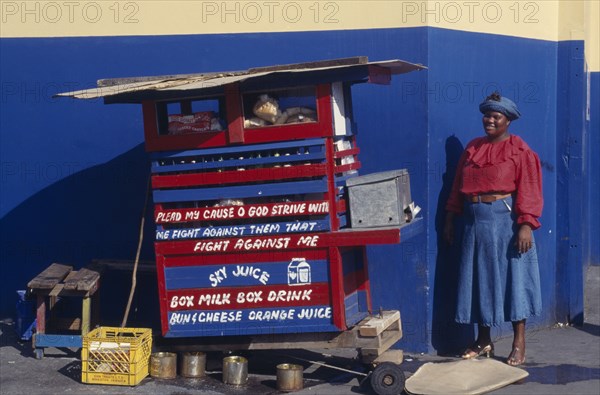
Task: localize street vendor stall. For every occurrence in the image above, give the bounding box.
[57,56,426,393]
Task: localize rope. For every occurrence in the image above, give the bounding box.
[121,174,151,328]
[279,354,368,377]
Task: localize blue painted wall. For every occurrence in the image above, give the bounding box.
[0,28,431,344]
[1,27,596,352]
[587,72,600,267]
[424,28,559,352]
[555,40,587,324]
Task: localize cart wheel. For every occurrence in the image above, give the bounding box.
[370,362,405,395]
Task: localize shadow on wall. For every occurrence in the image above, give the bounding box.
[431,135,474,354]
[0,143,159,326]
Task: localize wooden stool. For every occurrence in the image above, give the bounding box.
[28,263,102,359]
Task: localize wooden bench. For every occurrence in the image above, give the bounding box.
[28,263,102,359]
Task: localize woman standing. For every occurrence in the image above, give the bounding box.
[444,92,543,366]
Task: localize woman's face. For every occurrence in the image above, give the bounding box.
[482,111,510,141]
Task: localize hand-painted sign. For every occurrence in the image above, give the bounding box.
[167,306,333,327]
[163,313,340,337]
[162,255,336,337]
[155,219,327,240]
[288,258,312,285]
[156,234,324,256]
[156,228,401,256]
[169,306,332,325]
[161,248,328,267]
[155,200,329,224]
[164,259,328,290]
[166,283,330,311]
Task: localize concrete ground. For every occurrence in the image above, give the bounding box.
[1,266,598,395]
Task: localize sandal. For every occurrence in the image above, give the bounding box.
[507,346,526,366]
[462,342,494,359]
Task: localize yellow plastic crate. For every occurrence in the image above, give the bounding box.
[81,327,152,386]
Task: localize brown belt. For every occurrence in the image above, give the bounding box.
[468,193,512,203]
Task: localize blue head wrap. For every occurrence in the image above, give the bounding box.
[479,96,521,120]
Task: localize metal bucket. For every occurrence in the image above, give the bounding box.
[222,356,248,386]
[181,351,206,378]
[150,352,177,379]
[276,363,304,392]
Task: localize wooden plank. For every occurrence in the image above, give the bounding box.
[156,219,330,241]
[142,100,161,151]
[156,313,400,352]
[33,334,82,348]
[334,161,361,174]
[327,229,401,246]
[247,57,368,74]
[151,137,325,160]
[166,283,331,311]
[156,234,324,256]
[48,284,64,297]
[32,287,100,298]
[338,214,348,228]
[360,247,372,312]
[225,83,245,144]
[150,131,227,152]
[166,306,337,337]
[328,247,346,331]
[343,290,367,326]
[28,263,72,290]
[152,151,325,174]
[50,317,82,331]
[92,291,101,329]
[156,200,330,224]
[163,249,328,267]
[63,266,101,292]
[367,349,404,365]
[325,137,340,232]
[63,271,79,283]
[155,229,402,257]
[100,57,368,88]
[335,327,394,349]
[316,84,335,137]
[336,199,347,213]
[235,123,326,146]
[157,320,397,353]
[359,311,401,337]
[152,179,329,203]
[359,327,403,359]
[97,71,228,87]
[333,147,360,158]
[151,163,328,189]
[82,297,91,335]
[156,331,345,352]
[164,260,329,289]
[36,295,46,334]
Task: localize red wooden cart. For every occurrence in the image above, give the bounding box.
[58,56,426,394]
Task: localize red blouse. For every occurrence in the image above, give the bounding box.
[445,134,543,229]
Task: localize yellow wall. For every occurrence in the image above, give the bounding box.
[585,0,600,72]
[0,0,560,39]
[0,0,598,70]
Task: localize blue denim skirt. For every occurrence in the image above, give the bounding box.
[455,196,542,326]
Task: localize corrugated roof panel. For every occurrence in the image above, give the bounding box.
[55,58,426,103]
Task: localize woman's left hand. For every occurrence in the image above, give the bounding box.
[516,224,533,253]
